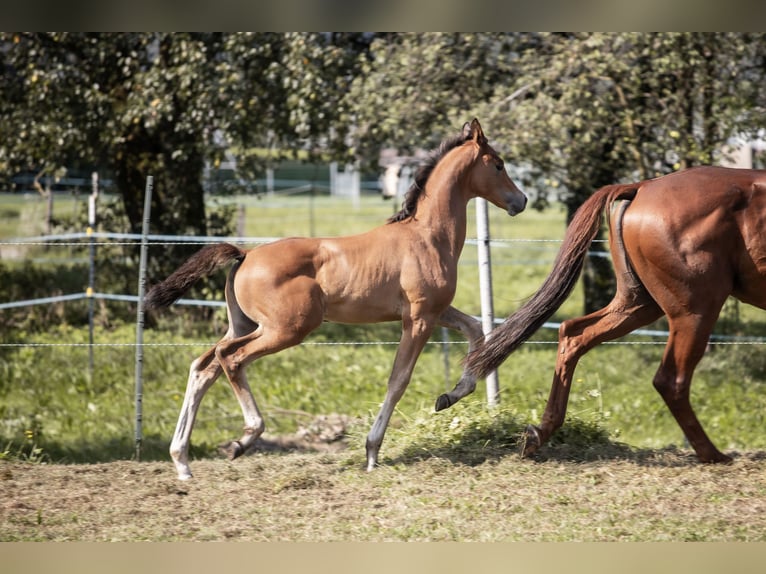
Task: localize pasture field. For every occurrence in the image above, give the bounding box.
[3,191,766,542]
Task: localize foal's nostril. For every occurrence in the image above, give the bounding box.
[509,193,527,215]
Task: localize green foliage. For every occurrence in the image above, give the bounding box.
[0,32,370,277]
[346,33,522,167]
[472,33,766,196]
[3,33,765,212]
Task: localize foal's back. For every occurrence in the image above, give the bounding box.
[231,222,442,325]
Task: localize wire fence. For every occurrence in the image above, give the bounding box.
[5,197,766,461]
[3,230,766,347]
[0,230,510,348]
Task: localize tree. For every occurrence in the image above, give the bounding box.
[1,34,213,237]
[472,32,765,312]
[3,33,763,312]
[220,32,371,176]
[345,33,524,168]
[0,32,371,278]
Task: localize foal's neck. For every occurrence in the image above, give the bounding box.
[414,176,470,258]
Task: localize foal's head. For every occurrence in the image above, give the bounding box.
[459,119,527,216]
[388,119,526,223]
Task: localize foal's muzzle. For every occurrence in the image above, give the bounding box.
[507,193,528,216]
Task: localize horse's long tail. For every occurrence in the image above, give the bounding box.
[464,183,640,378]
[144,242,246,309]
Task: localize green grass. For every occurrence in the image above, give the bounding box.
[3,191,766,465]
[0,191,89,238]
[4,321,766,466]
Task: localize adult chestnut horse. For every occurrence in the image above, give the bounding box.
[464,165,766,463]
[145,119,527,479]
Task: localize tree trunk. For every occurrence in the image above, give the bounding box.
[113,124,208,282]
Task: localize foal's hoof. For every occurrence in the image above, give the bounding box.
[435,394,452,412]
[520,424,542,457]
[219,440,245,461]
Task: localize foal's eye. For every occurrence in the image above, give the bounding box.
[495,163,504,171]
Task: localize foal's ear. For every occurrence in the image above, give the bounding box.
[467,118,486,143]
[462,121,472,139]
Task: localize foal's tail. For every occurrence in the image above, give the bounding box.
[144,242,246,309]
[464,183,640,378]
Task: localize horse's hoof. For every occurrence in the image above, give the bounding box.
[701,451,733,464]
[219,440,244,460]
[435,394,452,412]
[521,424,542,457]
[175,466,193,481]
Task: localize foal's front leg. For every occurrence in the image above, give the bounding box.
[434,306,484,411]
[366,315,435,471]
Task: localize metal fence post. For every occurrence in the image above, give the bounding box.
[134,175,153,461]
[87,172,98,384]
[475,197,499,407]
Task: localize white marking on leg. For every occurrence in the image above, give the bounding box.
[170,350,221,480]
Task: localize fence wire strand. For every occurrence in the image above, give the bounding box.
[2,232,765,349]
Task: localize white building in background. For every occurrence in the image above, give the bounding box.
[329,162,360,207]
[719,131,766,169]
[378,147,424,202]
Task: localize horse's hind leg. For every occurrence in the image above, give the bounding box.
[434,306,484,411]
[524,298,662,457]
[214,317,323,460]
[170,346,224,480]
[652,313,731,463]
[215,359,265,461]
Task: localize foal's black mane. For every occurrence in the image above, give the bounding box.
[387,131,472,223]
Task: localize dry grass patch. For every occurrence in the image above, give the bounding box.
[3,405,766,542]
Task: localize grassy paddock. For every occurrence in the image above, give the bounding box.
[5,192,766,543]
[4,407,766,541]
[3,321,766,466]
[2,192,766,465]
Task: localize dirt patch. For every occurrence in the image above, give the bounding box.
[252,413,352,453]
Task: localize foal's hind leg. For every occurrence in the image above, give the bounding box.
[215,347,265,462]
[652,313,732,463]
[523,298,662,457]
[434,306,484,411]
[214,319,323,460]
[170,346,224,480]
